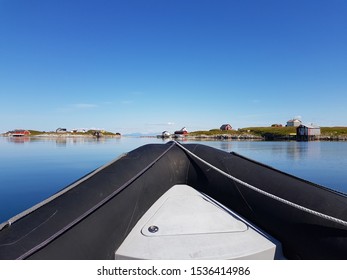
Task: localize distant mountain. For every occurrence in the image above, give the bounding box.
[124,132,159,137]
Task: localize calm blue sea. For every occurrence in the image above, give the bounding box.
[0,136,346,223]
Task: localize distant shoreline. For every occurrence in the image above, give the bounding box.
[159,134,347,141]
[2,134,347,141]
[2,126,347,141]
[157,126,347,141]
[0,133,121,139]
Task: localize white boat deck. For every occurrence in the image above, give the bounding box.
[115,184,284,260]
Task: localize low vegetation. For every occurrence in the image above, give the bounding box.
[320,127,347,136]
[238,127,296,137]
[6,127,347,139]
[190,126,347,138]
[26,130,120,136]
[190,127,296,137]
[189,129,241,136]
[28,130,44,136]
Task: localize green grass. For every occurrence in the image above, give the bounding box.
[27,130,119,136]
[19,127,347,138]
[321,127,347,136]
[28,130,45,136]
[190,127,296,137]
[189,126,347,138]
[238,127,296,137]
[189,129,240,136]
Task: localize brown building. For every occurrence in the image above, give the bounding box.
[297,124,321,141]
[220,124,232,130]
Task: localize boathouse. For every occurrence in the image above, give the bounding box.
[174,127,188,135]
[220,124,232,130]
[296,124,321,141]
[9,129,31,137]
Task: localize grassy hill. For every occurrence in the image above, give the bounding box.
[27,130,120,136]
[238,127,296,137]
[320,127,347,136]
[189,126,347,139]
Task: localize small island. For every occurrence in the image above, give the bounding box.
[2,124,347,141]
[2,129,121,138]
[160,124,347,141]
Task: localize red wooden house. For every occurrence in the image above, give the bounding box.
[174,127,188,135]
[10,129,31,137]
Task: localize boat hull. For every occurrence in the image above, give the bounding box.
[0,142,346,259]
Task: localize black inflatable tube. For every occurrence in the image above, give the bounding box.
[0,142,346,259]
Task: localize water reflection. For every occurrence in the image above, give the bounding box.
[7,136,30,144]
[56,138,67,147]
[219,141,233,152]
[6,136,118,147]
[285,142,322,161]
[0,136,346,224]
[207,140,324,163]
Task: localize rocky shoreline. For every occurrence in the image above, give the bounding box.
[2,132,347,141]
[182,134,347,141]
[314,135,347,141]
[32,133,121,138]
[1,133,121,138]
[185,134,264,140]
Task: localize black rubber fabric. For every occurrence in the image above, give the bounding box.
[0,142,346,259]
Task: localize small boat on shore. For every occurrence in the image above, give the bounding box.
[0,141,346,260]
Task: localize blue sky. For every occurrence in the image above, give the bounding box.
[1,0,346,134]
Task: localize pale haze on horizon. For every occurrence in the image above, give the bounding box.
[1,0,346,135]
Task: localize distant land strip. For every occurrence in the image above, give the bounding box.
[1,127,347,141]
[186,127,347,141]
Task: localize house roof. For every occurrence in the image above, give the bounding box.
[287,119,301,122]
[298,124,320,129]
[220,124,231,127]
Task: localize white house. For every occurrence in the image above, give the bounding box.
[286,119,302,127]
